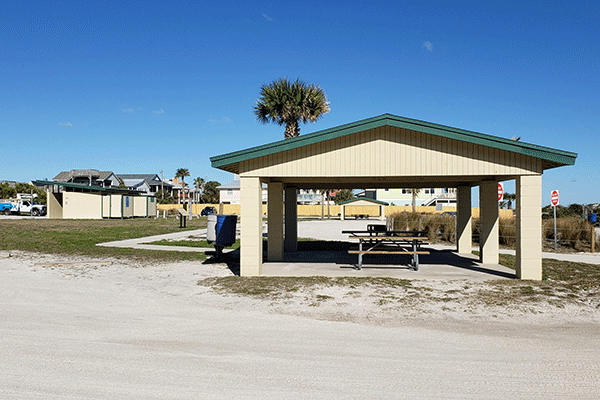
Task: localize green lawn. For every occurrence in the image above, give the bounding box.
[0,217,209,262]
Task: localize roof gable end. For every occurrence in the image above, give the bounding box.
[211,114,577,170]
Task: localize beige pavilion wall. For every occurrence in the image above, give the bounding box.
[238,126,544,178]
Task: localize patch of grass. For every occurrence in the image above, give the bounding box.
[0,218,209,262]
[199,276,412,300]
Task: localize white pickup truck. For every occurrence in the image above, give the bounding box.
[0,198,47,216]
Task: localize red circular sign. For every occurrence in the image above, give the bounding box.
[551,190,559,206]
[497,183,503,201]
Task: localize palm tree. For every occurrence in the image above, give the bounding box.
[411,188,421,214]
[194,177,205,203]
[175,168,190,187]
[254,78,330,139]
[503,192,516,209]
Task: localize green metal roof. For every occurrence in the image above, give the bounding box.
[211,114,577,170]
[32,180,150,196]
[337,197,389,206]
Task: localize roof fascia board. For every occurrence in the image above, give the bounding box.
[211,114,577,169]
[32,180,148,196]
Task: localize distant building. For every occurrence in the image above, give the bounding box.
[218,175,267,204]
[360,188,456,207]
[0,180,18,187]
[118,174,174,195]
[52,169,120,188]
[218,175,322,204]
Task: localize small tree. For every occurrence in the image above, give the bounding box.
[175,168,190,187]
[156,189,175,204]
[194,177,205,203]
[0,183,17,200]
[502,192,516,209]
[201,181,221,204]
[334,189,354,204]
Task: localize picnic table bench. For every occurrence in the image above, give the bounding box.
[343,225,429,270]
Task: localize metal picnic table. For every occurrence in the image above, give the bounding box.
[342,225,429,270]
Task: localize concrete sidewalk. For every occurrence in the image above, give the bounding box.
[97,228,215,252]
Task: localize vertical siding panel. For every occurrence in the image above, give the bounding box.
[390,127,398,176]
[376,128,380,176]
[314,143,319,177]
[406,129,411,175]
[409,129,414,175]
[386,127,400,176]
[334,137,340,177]
[352,135,366,175]
[320,141,326,177]
[460,140,465,176]
[400,129,406,176]
[437,137,443,175]
[351,134,356,176]
[468,143,473,176]
[354,133,360,176]
[408,130,414,176]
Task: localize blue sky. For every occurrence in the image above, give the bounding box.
[1,0,598,206]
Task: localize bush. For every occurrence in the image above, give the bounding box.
[543,217,591,251]
[390,212,455,243]
[389,212,596,252]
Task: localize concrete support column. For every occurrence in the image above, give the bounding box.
[267,182,284,261]
[240,177,263,276]
[479,181,499,264]
[456,186,472,254]
[379,205,385,221]
[516,175,542,280]
[284,186,298,252]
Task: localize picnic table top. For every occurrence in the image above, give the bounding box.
[342,229,427,236]
[347,235,428,241]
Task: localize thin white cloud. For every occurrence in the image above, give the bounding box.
[58,122,73,127]
[262,13,273,21]
[208,117,232,124]
[123,108,134,113]
[153,109,165,114]
[422,41,433,51]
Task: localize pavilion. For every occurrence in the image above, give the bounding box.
[211,114,577,279]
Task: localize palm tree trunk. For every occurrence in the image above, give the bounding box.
[285,120,300,139]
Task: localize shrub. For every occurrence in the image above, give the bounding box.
[389,212,455,243]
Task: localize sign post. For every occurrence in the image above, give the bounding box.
[551,190,559,250]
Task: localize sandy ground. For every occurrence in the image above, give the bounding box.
[1,250,600,399]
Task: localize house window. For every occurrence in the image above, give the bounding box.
[402,189,409,194]
[424,189,430,194]
[227,190,233,195]
[384,188,389,192]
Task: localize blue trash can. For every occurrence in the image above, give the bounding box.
[588,213,597,223]
[215,215,237,247]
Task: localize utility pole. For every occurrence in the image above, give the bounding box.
[160,170,164,201]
